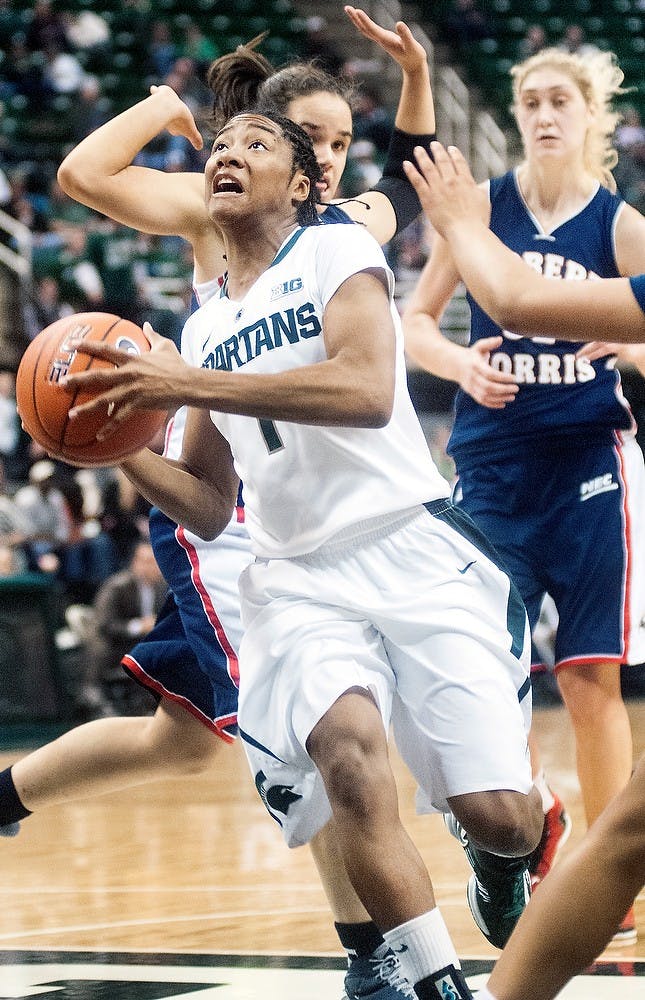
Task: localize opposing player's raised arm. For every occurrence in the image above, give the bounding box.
[339,7,435,243]
[404,142,645,342]
[120,408,239,541]
[57,86,214,247]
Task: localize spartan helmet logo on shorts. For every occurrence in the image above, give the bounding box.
[254,770,302,827]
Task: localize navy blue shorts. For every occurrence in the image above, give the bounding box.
[122,508,248,742]
[456,434,645,671]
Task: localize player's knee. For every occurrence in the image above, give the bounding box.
[140,712,219,775]
[308,701,389,817]
[449,787,542,855]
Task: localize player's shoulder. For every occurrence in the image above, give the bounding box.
[302,219,385,257]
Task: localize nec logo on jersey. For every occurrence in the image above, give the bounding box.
[580,473,619,501]
[270,276,303,301]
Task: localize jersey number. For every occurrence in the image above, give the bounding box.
[258,418,284,453]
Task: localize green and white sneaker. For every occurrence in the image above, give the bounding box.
[444,813,531,949]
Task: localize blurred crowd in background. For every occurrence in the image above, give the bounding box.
[0,0,644,717]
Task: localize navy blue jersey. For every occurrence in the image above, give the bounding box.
[320,202,355,224]
[449,170,634,467]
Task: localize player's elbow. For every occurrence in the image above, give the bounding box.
[492,296,534,335]
[359,382,394,427]
[57,155,92,200]
[181,501,232,542]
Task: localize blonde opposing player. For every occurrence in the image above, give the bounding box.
[403,135,645,1000]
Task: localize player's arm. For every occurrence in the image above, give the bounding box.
[402,225,520,409]
[404,142,645,342]
[582,204,645,367]
[57,86,214,248]
[120,408,239,541]
[339,7,435,244]
[62,272,396,429]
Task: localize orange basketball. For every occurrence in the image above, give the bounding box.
[16,312,168,467]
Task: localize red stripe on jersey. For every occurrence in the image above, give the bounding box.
[175,525,241,687]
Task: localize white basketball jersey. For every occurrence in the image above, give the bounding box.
[182,223,449,558]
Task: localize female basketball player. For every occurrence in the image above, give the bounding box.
[403,136,645,1000]
[402,46,645,943]
[0,11,443,1000]
[60,104,533,1000]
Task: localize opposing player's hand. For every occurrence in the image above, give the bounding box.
[458,336,519,409]
[149,84,203,150]
[575,341,618,362]
[62,323,187,436]
[344,7,427,74]
[403,142,490,237]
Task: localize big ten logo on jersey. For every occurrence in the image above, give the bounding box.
[491,250,601,385]
[270,276,303,301]
[202,302,321,372]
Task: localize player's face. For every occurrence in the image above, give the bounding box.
[515,67,593,164]
[285,91,353,202]
[204,114,309,225]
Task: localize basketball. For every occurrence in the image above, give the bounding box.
[16,312,168,467]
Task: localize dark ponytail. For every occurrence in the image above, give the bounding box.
[205,33,275,132]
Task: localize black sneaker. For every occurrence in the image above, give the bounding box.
[444,813,531,949]
[343,943,416,998]
[0,823,20,837]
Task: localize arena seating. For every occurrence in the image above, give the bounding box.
[429,0,645,126]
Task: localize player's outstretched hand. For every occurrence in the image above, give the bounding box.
[149,84,203,150]
[403,142,490,236]
[62,323,187,436]
[344,6,427,74]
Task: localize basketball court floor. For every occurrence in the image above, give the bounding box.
[1,701,643,998]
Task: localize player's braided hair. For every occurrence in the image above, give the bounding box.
[257,110,322,226]
[205,35,354,133]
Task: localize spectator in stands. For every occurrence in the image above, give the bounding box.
[70,76,110,144]
[58,473,122,605]
[85,221,153,324]
[148,20,177,80]
[32,226,103,313]
[25,0,68,55]
[14,459,70,571]
[0,0,24,49]
[443,0,494,49]
[0,457,28,573]
[99,469,150,572]
[64,9,111,62]
[0,372,19,469]
[613,105,645,215]
[0,165,10,208]
[558,23,600,59]
[86,540,166,713]
[616,104,645,150]
[0,31,45,104]
[6,169,50,235]
[518,23,546,60]
[300,15,344,75]
[614,135,645,215]
[46,177,93,232]
[351,83,395,153]
[41,37,84,97]
[23,276,73,342]
[179,20,220,75]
